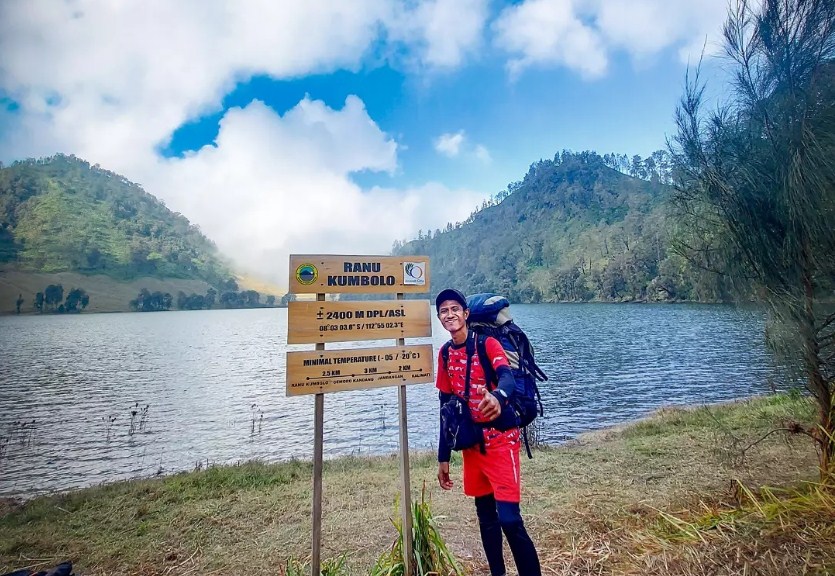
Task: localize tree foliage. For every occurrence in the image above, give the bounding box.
[64,288,90,312]
[130,288,173,312]
[44,284,64,311]
[29,283,90,313]
[670,0,835,479]
[170,284,276,311]
[395,150,726,303]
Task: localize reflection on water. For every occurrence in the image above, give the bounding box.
[0,304,780,498]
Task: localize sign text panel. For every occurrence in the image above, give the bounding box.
[288,300,431,344]
[286,344,434,396]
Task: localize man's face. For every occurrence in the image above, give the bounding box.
[437,299,468,333]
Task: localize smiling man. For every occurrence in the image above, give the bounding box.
[435,288,541,576]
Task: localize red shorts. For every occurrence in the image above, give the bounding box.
[462,436,521,503]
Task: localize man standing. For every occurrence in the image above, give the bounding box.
[435,288,541,576]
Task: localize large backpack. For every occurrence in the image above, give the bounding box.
[442,293,548,457]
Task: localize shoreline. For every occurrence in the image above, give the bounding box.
[1,392,825,575]
[0,394,785,505]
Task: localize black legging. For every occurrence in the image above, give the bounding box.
[474,493,541,576]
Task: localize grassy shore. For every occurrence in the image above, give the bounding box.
[0,268,282,315]
[1,393,831,575]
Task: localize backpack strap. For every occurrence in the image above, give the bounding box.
[441,334,479,395]
[441,340,452,373]
[474,333,495,389]
[521,427,533,459]
[463,332,486,454]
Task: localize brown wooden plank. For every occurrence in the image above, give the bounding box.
[289,254,430,294]
[287,300,431,344]
[286,344,434,396]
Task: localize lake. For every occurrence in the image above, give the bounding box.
[0,304,782,499]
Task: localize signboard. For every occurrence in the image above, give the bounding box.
[286,344,434,396]
[287,300,431,344]
[289,255,430,294]
[286,254,429,575]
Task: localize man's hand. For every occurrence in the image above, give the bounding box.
[477,386,502,421]
[437,462,453,490]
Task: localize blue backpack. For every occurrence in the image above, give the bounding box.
[442,293,548,457]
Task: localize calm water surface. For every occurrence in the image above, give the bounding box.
[0,304,780,498]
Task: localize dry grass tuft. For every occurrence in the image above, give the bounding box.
[625,481,835,575]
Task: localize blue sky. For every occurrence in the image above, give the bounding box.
[163,52,686,195]
[0,0,729,287]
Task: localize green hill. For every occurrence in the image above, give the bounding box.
[0,155,247,313]
[0,155,230,283]
[395,150,733,303]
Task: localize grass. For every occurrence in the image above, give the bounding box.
[369,486,462,576]
[0,268,214,314]
[0,393,829,575]
[634,480,835,575]
[0,267,280,314]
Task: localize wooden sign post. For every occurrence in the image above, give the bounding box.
[286,255,431,576]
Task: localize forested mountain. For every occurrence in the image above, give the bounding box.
[0,151,734,311]
[0,154,230,284]
[395,150,735,303]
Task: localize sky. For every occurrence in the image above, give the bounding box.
[0,0,732,289]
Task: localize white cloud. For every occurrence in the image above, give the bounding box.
[434,131,466,157]
[386,0,490,69]
[434,131,492,163]
[0,0,489,289]
[493,0,608,79]
[474,145,492,164]
[144,97,481,288]
[591,0,728,63]
[492,0,728,78]
[370,182,485,241]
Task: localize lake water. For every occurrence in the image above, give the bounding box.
[0,304,782,499]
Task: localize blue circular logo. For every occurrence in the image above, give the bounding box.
[295,263,318,285]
